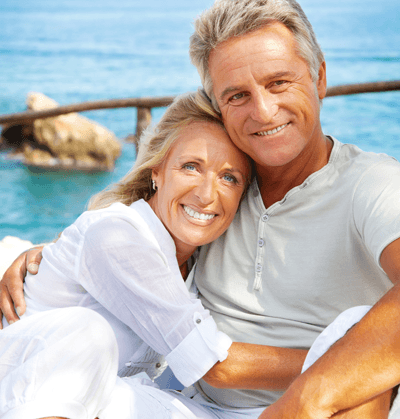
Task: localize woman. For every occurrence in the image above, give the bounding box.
[0,89,253,419]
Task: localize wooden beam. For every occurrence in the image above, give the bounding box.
[326,80,400,97]
[0,80,399,126]
[0,96,175,125]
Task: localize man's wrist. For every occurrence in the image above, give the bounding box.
[284,369,339,418]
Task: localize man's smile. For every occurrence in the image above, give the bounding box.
[254,122,290,136]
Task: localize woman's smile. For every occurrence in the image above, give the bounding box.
[182,204,216,222]
[148,121,250,259]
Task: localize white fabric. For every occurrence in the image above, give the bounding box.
[20,199,231,387]
[0,306,119,419]
[0,306,261,419]
[1,303,394,419]
[194,137,400,408]
[302,305,372,373]
[99,374,266,419]
[303,305,400,419]
[0,236,34,278]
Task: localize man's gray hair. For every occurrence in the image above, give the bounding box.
[190,0,324,110]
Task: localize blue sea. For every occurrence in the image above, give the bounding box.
[1,0,400,244]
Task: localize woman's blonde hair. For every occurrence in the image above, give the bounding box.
[88,90,226,211]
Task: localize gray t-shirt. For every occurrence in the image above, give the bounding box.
[194,137,399,408]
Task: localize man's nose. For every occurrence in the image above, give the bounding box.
[250,90,278,124]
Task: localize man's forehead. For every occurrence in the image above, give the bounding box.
[208,23,299,90]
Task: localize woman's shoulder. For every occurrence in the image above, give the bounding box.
[72,200,149,235]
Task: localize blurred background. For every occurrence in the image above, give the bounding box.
[1,0,399,244]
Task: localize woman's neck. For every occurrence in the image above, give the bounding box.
[147,195,195,280]
[176,247,196,280]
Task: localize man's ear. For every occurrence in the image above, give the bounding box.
[317,61,327,100]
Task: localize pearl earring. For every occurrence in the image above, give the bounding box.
[152,180,157,191]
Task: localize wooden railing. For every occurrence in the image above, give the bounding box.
[0,80,399,140]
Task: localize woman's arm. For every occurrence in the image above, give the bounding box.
[0,235,306,391]
[0,230,307,392]
[0,247,43,326]
[75,217,232,387]
[203,341,307,390]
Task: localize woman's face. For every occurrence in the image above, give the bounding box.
[149,121,250,257]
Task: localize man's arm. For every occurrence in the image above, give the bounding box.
[0,247,43,326]
[259,237,400,418]
[203,342,307,390]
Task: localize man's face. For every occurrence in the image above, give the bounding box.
[208,22,327,170]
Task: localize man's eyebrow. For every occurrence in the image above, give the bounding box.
[219,71,296,102]
[219,86,244,102]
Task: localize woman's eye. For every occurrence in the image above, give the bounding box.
[183,163,196,171]
[223,174,237,183]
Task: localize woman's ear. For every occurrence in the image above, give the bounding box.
[151,166,161,190]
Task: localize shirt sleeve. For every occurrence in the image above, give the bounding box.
[353,159,400,269]
[76,216,231,387]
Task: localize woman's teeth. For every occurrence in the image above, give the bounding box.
[183,205,215,220]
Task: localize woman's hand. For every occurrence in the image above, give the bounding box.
[0,246,43,327]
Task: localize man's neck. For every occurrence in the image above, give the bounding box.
[257,136,333,209]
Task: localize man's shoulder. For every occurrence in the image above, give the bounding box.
[334,137,397,168]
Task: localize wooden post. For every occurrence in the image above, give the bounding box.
[135,107,152,139]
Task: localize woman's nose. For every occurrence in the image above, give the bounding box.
[194,176,217,205]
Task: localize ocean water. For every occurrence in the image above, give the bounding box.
[1,0,400,244]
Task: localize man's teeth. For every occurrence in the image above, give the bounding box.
[256,123,288,136]
[183,205,215,220]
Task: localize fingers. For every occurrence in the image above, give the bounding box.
[26,246,44,275]
[0,281,23,327]
[0,251,31,327]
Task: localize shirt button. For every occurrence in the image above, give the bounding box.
[256,264,262,272]
[258,239,264,247]
[196,318,202,324]
[262,214,269,222]
[156,363,161,368]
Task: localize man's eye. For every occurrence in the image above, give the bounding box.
[229,92,245,102]
[274,80,288,86]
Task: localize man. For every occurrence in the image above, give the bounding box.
[188,0,400,417]
[1,0,400,418]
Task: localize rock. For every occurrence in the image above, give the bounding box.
[1,93,121,172]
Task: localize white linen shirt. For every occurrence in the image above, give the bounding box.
[22,199,232,387]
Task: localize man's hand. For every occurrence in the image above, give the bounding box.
[258,373,393,419]
[0,247,43,327]
[258,374,334,419]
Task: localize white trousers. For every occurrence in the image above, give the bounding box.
[0,307,119,419]
[1,305,398,419]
